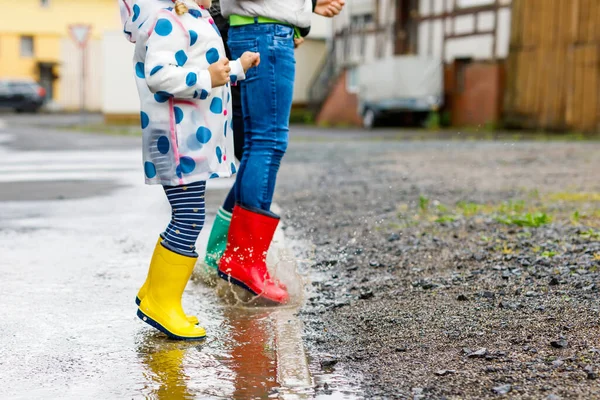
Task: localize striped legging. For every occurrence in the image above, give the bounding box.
[161,180,206,257]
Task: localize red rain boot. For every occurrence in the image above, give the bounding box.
[218,204,289,304]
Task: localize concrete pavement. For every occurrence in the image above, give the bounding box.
[0,115,357,399]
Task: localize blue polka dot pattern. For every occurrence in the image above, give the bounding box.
[196,127,212,144]
[210,98,223,114]
[180,156,195,174]
[200,89,209,100]
[174,107,183,124]
[135,62,145,78]
[157,136,170,154]
[140,112,149,129]
[186,134,202,150]
[206,48,219,64]
[216,146,223,163]
[210,173,219,179]
[154,92,171,103]
[230,74,237,84]
[175,50,188,67]
[223,121,227,137]
[227,92,230,103]
[189,9,201,18]
[186,72,197,87]
[132,4,141,22]
[189,30,198,46]
[144,161,157,178]
[176,165,182,178]
[150,65,163,76]
[154,18,173,36]
[231,163,237,174]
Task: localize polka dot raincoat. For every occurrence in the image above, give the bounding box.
[121,0,244,186]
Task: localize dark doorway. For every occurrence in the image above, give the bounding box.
[37,62,58,100]
[395,0,419,55]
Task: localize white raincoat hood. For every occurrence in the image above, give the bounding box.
[120,0,172,43]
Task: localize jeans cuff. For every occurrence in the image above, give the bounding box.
[235,202,280,220]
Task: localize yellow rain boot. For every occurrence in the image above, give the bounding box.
[136,237,199,325]
[137,243,206,340]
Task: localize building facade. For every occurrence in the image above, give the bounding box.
[312,0,513,127]
[0,0,121,110]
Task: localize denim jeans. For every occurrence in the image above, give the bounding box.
[227,22,295,212]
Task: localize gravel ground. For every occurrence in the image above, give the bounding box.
[277,134,600,399]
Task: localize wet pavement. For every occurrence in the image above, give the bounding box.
[8,114,597,399]
[0,115,353,399]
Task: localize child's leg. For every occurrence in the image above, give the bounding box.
[162,181,206,257]
[229,24,294,211]
[203,82,242,270]
[222,184,236,213]
[217,24,294,303]
[204,184,233,271]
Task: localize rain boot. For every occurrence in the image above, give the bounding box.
[137,243,206,340]
[136,237,199,325]
[204,207,232,270]
[218,204,289,304]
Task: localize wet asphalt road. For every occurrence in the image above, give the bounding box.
[0,114,328,399]
[3,114,599,399]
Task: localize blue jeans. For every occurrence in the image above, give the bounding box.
[227,23,295,212]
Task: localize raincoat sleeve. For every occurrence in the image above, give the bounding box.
[144,10,213,99]
[229,59,246,86]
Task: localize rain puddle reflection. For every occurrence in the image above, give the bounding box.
[133,243,305,399]
[135,305,278,399]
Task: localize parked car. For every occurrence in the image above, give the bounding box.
[356,56,444,129]
[0,79,46,113]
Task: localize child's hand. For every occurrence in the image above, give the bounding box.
[240,52,260,72]
[209,58,231,87]
[294,37,305,48]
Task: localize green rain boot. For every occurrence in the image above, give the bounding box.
[199,207,232,285]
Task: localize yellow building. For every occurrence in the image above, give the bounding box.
[0,0,121,108]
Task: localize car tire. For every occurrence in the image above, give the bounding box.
[363,108,377,130]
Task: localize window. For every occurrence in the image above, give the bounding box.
[350,13,374,28]
[346,67,359,93]
[20,36,34,58]
[40,0,50,7]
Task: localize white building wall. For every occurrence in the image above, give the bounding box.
[102,31,139,116]
[294,39,327,104]
[418,0,512,62]
[60,39,103,111]
[332,0,512,66]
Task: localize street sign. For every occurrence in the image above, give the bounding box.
[68,24,92,118]
[69,24,91,48]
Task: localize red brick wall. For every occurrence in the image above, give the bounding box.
[318,63,505,128]
[446,61,505,127]
[316,70,362,126]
